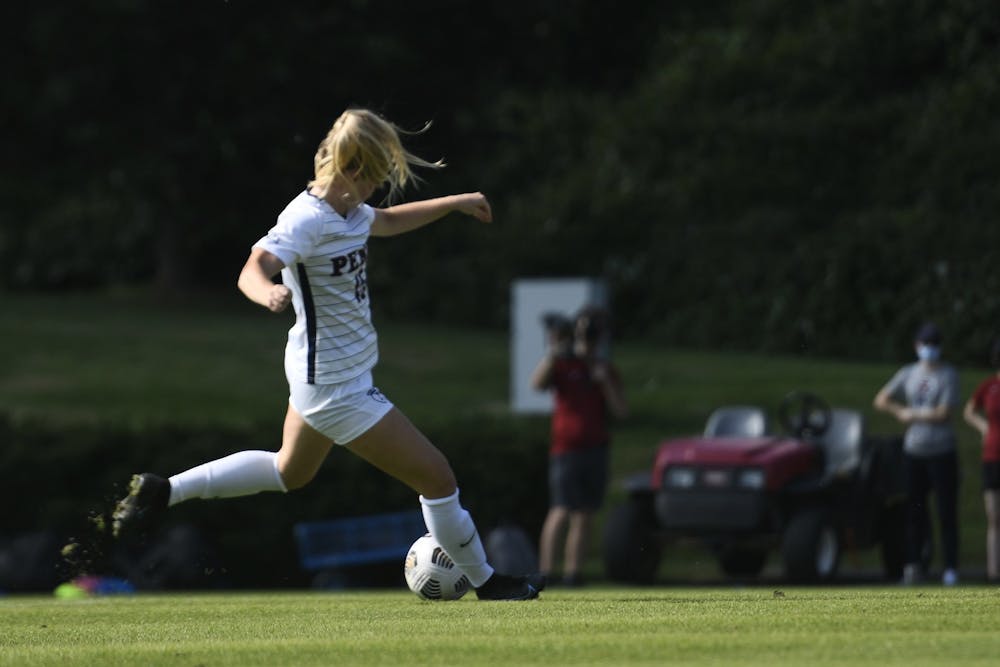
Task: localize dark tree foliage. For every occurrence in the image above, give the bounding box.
[3,0,998,362]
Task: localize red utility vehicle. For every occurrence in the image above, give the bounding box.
[604,392,906,583]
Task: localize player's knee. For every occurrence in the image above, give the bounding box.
[418,465,457,499]
[277,463,317,491]
[420,479,457,500]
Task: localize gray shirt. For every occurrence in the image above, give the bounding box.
[882,362,960,457]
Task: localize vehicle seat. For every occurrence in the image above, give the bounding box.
[703,406,769,438]
[819,409,865,478]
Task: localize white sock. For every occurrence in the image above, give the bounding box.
[168,450,287,506]
[419,490,494,587]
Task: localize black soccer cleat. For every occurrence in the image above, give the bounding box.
[475,572,546,601]
[111,473,171,539]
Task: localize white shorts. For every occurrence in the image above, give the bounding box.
[288,371,394,445]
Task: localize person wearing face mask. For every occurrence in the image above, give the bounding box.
[874,321,961,586]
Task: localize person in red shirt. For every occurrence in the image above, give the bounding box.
[963,337,1000,582]
[531,306,628,586]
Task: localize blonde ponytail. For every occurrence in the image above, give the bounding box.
[309,109,443,203]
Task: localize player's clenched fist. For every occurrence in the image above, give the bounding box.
[268,284,292,312]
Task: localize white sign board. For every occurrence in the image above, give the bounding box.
[510,277,607,414]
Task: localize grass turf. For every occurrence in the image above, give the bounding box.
[2,588,999,666]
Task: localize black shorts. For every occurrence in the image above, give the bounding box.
[549,446,609,511]
[983,461,1000,491]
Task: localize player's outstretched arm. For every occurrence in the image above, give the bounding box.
[371,192,492,237]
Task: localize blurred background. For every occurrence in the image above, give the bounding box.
[2,0,999,590]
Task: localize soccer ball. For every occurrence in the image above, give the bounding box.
[404,534,470,600]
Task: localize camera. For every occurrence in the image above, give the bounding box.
[541,312,574,357]
[541,312,572,334]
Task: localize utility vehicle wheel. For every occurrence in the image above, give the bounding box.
[781,509,840,582]
[718,547,768,578]
[603,498,661,584]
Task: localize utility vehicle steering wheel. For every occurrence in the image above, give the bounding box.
[778,391,832,439]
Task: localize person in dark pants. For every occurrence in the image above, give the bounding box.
[531,307,628,586]
[874,321,961,585]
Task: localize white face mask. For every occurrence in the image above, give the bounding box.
[916,344,941,362]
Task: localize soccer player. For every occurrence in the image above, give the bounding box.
[112,108,544,600]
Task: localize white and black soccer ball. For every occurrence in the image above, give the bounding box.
[404,533,470,600]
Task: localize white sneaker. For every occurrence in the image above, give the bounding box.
[942,569,958,586]
[902,564,921,585]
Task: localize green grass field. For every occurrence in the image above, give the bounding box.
[3,292,999,665]
[3,588,999,666]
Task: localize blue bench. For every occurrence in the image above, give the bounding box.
[294,509,427,572]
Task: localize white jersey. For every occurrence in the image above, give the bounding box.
[253,190,378,385]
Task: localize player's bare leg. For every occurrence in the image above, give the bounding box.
[110,404,322,538]
[275,405,335,490]
[344,407,456,499]
[347,408,544,599]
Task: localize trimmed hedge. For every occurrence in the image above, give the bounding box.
[0,413,549,588]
